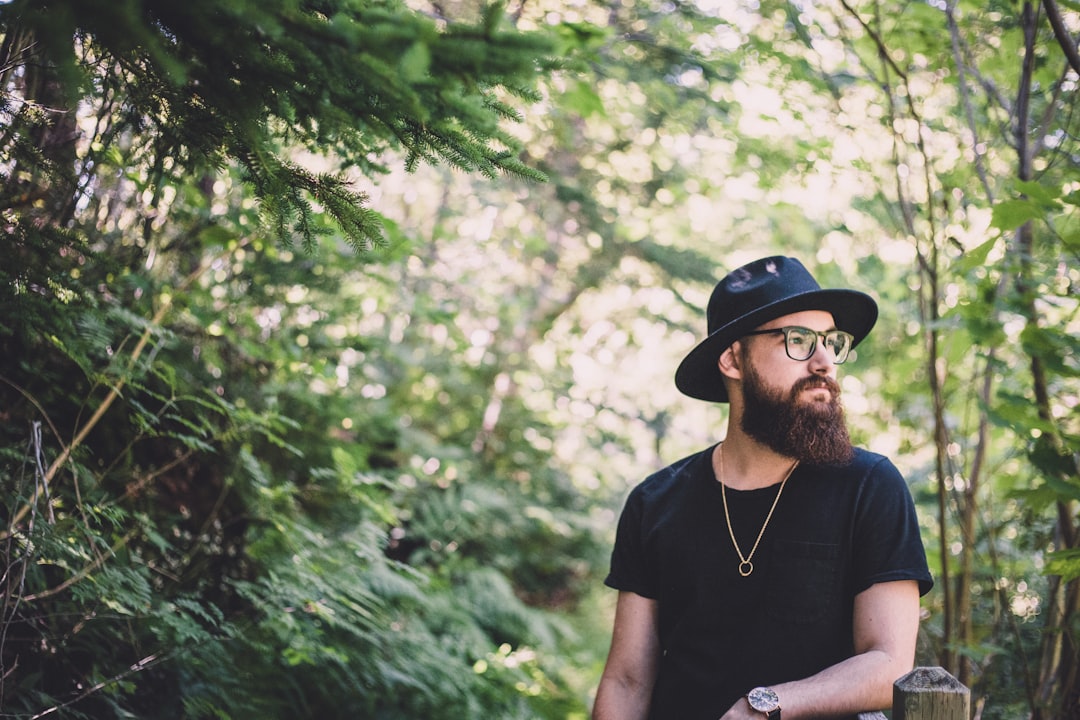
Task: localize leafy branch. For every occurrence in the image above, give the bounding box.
[2,260,211,541]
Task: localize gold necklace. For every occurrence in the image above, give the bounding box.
[718,444,799,577]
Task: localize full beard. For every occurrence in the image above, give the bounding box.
[739,364,855,466]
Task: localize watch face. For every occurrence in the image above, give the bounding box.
[747,686,780,712]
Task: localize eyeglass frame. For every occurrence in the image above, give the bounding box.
[740,326,856,364]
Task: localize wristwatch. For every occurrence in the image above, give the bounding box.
[746,686,781,719]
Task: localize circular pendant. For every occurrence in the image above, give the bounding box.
[738,561,753,577]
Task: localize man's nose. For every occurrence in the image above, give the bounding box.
[806,338,837,373]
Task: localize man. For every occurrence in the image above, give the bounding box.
[593,256,932,720]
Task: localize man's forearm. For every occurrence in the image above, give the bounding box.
[593,591,660,720]
[592,675,653,720]
[718,648,908,720]
[769,647,911,719]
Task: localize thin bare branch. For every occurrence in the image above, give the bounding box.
[22,529,139,603]
[945,0,994,200]
[1043,0,1080,76]
[28,651,166,719]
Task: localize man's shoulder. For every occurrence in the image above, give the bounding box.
[631,446,712,499]
[824,448,916,504]
[800,448,905,490]
[810,447,897,476]
[849,447,896,473]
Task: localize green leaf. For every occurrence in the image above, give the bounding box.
[562,80,606,118]
[1014,179,1061,204]
[1045,548,1080,582]
[990,199,1042,230]
[953,236,998,273]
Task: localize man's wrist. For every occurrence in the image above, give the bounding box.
[745,686,781,719]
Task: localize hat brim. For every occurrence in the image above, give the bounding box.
[674,288,878,402]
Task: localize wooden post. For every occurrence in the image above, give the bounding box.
[893,666,970,720]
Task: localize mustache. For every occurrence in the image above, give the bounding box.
[791,375,841,398]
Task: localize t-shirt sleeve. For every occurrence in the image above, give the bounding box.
[853,457,934,597]
[604,486,659,599]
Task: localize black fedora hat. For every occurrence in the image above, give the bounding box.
[674,255,878,402]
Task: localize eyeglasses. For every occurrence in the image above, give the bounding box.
[741,326,855,364]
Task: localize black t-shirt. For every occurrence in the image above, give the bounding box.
[604,446,933,720]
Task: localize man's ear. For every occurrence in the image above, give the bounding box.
[718,342,742,381]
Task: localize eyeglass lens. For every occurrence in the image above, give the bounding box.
[785,328,852,362]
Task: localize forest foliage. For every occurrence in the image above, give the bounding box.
[1,0,1078,718]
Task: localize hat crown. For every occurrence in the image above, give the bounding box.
[707,256,819,333]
